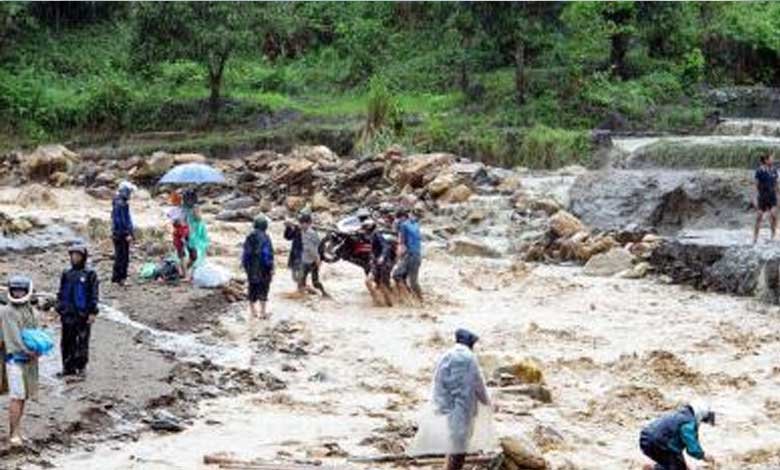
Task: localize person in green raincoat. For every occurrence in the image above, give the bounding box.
[0,275,40,447]
[187,206,210,270]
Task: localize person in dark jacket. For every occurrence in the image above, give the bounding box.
[111,181,135,285]
[361,219,394,306]
[242,215,274,319]
[754,152,778,244]
[283,214,304,285]
[639,402,716,470]
[56,243,99,379]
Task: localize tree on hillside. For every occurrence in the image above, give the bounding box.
[132,2,261,124]
[0,2,32,56]
[562,2,637,79]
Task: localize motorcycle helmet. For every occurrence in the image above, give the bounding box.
[7,275,33,305]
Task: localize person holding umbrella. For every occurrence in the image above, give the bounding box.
[111,181,135,285]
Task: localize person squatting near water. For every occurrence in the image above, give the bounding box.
[393,208,423,303]
[242,215,274,319]
[0,275,41,447]
[639,402,716,470]
[111,181,135,285]
[361,219,395,307]
[754,152,779,244]
[56,243,99,380]
[408,328,496,470]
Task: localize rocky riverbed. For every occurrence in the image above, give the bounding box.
[0,128,779,469]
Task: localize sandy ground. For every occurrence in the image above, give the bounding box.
[1,187,780,469]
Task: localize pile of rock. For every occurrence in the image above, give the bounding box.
[522,207,660,278]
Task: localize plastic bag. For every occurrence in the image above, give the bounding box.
[407,402,497,457]
[192,262,232,288]
[21,329,54,355]
[139,262,158,280]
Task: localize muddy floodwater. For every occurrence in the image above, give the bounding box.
[0,182,775,469]
[2,131,780,469]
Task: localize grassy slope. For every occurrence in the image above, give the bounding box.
[0,23,711,168]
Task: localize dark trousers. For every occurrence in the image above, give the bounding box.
[112,236,130,283]
[640,433,687,470]
[61,319,92,374]
[299,262,326,295]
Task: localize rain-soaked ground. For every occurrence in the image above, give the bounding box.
[1,167,780,470]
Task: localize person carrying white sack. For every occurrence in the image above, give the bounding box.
[409,328,496,470]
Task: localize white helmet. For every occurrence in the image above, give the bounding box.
[7,275,33,305]
[690,400,716,425]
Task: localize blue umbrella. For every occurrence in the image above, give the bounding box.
[158,163,226,185]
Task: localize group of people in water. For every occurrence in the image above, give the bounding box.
[241,205,424,319]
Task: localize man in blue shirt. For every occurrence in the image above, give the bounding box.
[111,181,135,285]
[242,215,274,319]
[392,209,423,302]
[754,153,778,244]
[639,402,716,470]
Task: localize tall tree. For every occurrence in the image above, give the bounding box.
[132,2,261,124]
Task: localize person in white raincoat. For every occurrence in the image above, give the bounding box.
[409,328,496,470]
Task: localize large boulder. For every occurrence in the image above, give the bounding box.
[173,153,207,164]
[137,151,175,180]
[584,247,635,277]
[426,172,457,198]
[392,153,456,188]
[22,144,77,180]
[570,169,750,234]
[272,158,315,186]
[448,236,501,258]
[290,145,339,166]
[439,184,473,204]
[223,196,256,211]
[500,437,548,470]
[311,191,334,212]
[548,210,585,239]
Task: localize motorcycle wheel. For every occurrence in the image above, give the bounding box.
[319,233,342,263]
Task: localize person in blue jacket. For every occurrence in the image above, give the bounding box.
[242,215,274,319]
[56,242,99,379]
[111,181,135,285]
[639,402,716,470]
[392,209,423,302]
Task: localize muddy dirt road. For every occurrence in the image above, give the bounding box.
[1,185,780,470]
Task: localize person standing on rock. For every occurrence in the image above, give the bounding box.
[639,402,716,470]
[56,243,100,379]
[0,275,41,447]
[298,213,328,297]
[392,209,423,303]
[111,181,135,285]
[242,215,274,319]
[414,328,491,470]
[754,152,778,244]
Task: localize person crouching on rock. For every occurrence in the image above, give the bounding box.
[0,275,41,447]
[111,181,135,285]
[56,243,99,380]
[754,152,778,244]
[361,219,394,307]
[639,402,716,470]
[298,213,328,297]
[242,215,274,319]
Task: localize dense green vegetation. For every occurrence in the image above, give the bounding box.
[1,2,780,167]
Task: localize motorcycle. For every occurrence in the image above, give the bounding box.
[319,215,397,274]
